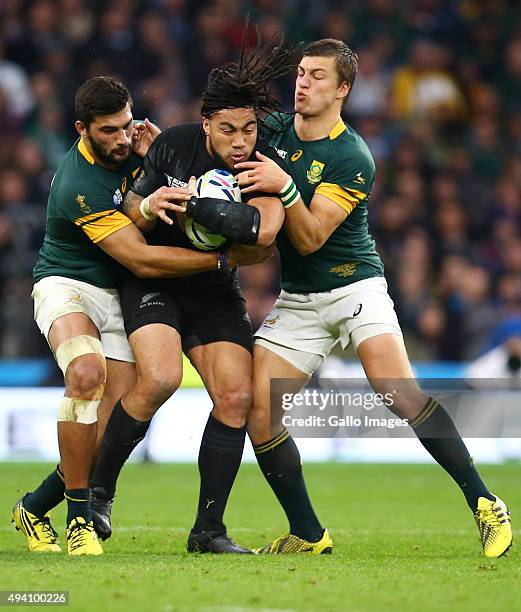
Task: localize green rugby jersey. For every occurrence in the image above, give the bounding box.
[34,138,141,288]
[264,113,384,293]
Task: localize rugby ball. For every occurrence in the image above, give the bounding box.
[184,169,242,251]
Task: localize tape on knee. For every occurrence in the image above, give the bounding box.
[58,397,100,424]
[55,335,106,379]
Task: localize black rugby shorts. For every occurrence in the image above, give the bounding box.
[120,278,253,353]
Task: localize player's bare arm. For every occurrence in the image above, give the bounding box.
[122,184,194,231]
[236,150,348,254]
[241,195,284,247]
[97,221,268,277]
[282,193,348,255]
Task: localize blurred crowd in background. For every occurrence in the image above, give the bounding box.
[1,0,521,362]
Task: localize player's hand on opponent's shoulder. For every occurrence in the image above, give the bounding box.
[227,243,275,267]
[132,118,161,158]
[235,151,290,195]
[147,177,197,226]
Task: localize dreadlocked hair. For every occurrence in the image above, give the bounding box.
[201,21,299,120]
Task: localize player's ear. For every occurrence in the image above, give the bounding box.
[75,120,87,138]
[338,81,350,102]
[202,117,210,137]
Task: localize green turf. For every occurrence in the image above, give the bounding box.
[1,462,520,612]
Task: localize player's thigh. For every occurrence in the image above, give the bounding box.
[188,341,253,399]
[47,312,108,399]
[249,342,311,444]
[129,323,184,396]
[33,276,106,349]
[182,285,254,421]
[34,277,110,387]
[47,312,100,352]
[188,342,252,425]
[121,279,184,395]
[356,333,427,419]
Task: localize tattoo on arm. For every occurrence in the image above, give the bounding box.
[122,190,143,220]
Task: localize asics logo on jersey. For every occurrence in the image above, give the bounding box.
[353,303,363,317]
[291,150,303,162]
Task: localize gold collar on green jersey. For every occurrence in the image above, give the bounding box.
[328,119,347,140]
[78,138,95,165]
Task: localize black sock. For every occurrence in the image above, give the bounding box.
[192,414,246,533]
[90,399,151,498]
[254,430,323,542]
[24,465,65,517]
[412,398,494,512]
[65,488,91,524]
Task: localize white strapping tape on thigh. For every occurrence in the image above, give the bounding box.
[58,397,99,424]
[54,335,106,378]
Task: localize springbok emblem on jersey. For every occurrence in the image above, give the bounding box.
[306,160,325,184]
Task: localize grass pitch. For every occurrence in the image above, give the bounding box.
[1,462,520,611]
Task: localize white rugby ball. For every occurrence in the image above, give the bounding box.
[184,168,242,251]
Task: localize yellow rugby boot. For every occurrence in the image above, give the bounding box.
[474,495,512,558]
[66,517,103,556]
[255,528,332,554]
[12,496,61,553]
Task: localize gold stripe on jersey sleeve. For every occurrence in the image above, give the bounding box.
[328,119,347,140]
[78,138,95,165]
[345,186,367,200]
[316,182,364,214]
[74,210,132,243]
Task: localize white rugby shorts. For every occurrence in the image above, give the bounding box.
[255,277,402,375]
[32,275,135,363]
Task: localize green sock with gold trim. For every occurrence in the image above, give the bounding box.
[412,398,494,512]
[24,465,65,517]
[65,488,91,525]
[254,429,323,542]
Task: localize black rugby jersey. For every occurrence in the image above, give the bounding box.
[131,122,282,291]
